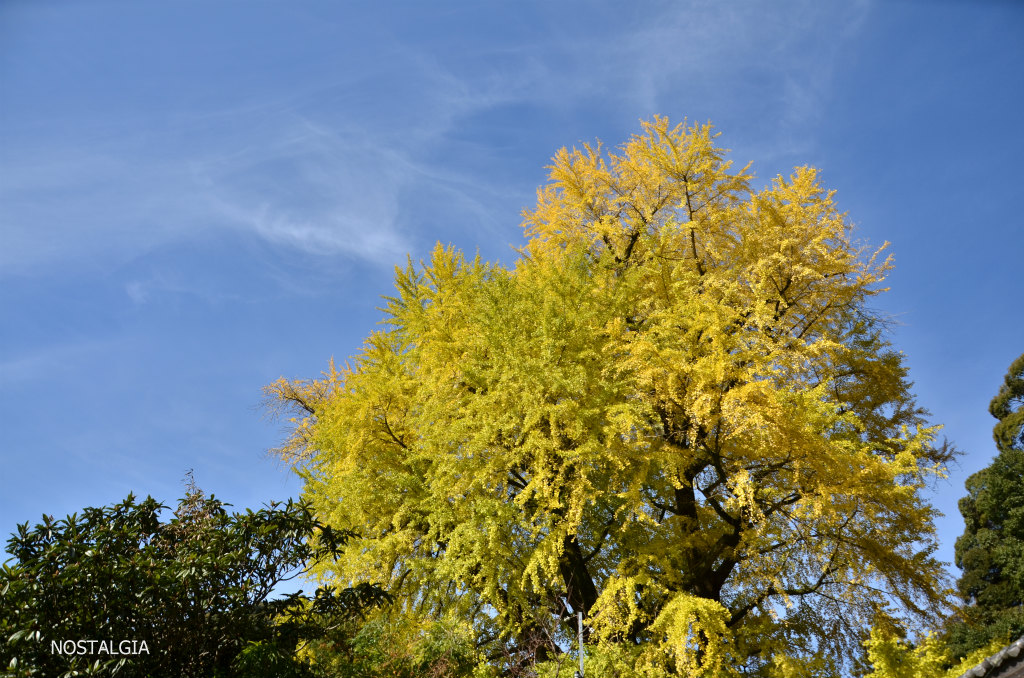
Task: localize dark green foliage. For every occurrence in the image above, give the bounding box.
[0,481,390,678]
[991,353,1024,454]
[229,640,312,678]
[949,353,1024,658]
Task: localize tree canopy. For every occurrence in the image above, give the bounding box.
[267,117,953,677]
[950,352,1024,657]
[0,478,390,678]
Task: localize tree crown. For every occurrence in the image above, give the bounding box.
[268,117,953,677]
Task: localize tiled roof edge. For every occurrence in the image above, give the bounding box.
[956,635,1024,678]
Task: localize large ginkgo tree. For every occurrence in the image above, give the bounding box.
[267,117,953,677]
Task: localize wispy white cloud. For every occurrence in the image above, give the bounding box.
[0,339,117,384]
[0,1,874,279]
[123,270,248,306]
[492,0,873,163]
[125,280,150,305]
[0,38,527,277]
[0,140,215,276]
[192,121,410,265]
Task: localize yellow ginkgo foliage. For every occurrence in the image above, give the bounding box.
[861,626,1009,678]
[267,117,953,677]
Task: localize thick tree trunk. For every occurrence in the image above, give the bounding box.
[559,534,598,616]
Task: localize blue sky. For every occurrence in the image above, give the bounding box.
[1,0,1022,589]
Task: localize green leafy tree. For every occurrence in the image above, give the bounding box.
[950,352,1024,657]
[268,117,954,677]
[0,478,390,678]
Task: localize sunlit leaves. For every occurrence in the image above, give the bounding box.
[269,117,952,677]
